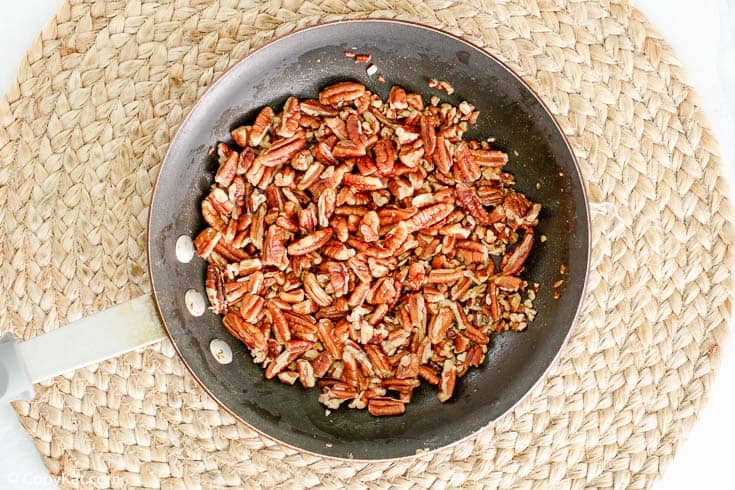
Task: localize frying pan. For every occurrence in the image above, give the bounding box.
[1,20,589,460]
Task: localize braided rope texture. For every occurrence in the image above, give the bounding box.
[1,0,733,488]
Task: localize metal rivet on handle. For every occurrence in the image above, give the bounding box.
[176,235,195,263]
[185,289,206,317]
[210,339,233,364]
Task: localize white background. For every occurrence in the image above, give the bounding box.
[0,1,732,489]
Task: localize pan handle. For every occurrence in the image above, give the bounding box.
[0,295,166,402]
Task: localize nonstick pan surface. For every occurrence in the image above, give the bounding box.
[148,19,590,460]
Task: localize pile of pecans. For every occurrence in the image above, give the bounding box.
[194,81,541,416]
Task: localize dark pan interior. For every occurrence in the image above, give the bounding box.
[148,20,589,460]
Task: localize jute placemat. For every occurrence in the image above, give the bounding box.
[1,0,733,488]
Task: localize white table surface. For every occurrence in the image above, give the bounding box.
[0,1,732,489]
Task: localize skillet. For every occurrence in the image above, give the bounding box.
[147,19,590,460]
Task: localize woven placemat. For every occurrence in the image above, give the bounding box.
[1,0,733,488]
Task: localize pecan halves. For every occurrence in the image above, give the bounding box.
[494,274,523,291]
[314,136,339,166]
[368,397,405,416]
[358,211,380,243]
[267,302,291,343]
[240,294,265,323]
[215,150,239,187]
[317,319,341,359]
[262,224,289,270]
[405,262,426,290]
[501,231,534,275]
[476,185,504,206]
[488,282,500,321]
[327,262,350,298]
[471,148,507,167]
[343,174,385,191]
[433,135,452,174]
[398,140,424,168]
[296,359,316,388]
[231,127,249,147]
[277,96,301,138]
[300,99,339,117]
[196,80,541,416]
[249,106,274,147]
[364,344,393,378]
[404,203,454,232]
[383,221,408,251]
[202,198,227,230]
[259,131,306,167]
[437,359,457,402]
[346,113,367,149]
[205,264,227,314]
[395,353,420,379]
[388,86,408,110]
[222,312,266,352]
[319,82,366,106]
[453,141,481,182]
[322,240,356,261]
[194,228,221,258]
[373,139,396,176]
[429,308,454,344]
[317,188,336,228]
[420,114,437,156]
[304,272,332,307]
[418,365,440,385]
[455,184,493,225]
[287,228,333,256]
[428,268,464,284]
[332,141,366,158]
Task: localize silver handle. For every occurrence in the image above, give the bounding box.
[0,294,166,402]
[19,294,167,383]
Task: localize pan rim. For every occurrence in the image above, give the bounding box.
[147,17,592,462]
